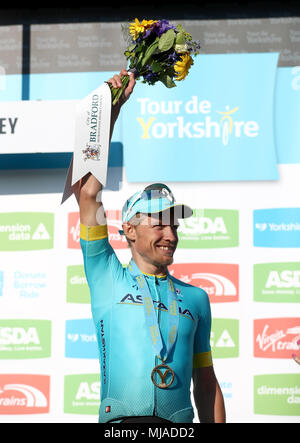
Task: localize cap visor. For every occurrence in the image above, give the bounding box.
[142,203,193,221]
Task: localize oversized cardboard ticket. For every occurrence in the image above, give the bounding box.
[62,82,111,204]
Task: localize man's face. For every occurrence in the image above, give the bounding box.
[128,212,179,269]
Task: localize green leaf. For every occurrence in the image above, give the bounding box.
[141,38,159,67]
[159,73,176,88]
[175,31,185,45]
[158,29,176,52]
[150,60,163,73]
[127,44,136,52]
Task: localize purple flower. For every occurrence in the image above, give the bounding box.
[143,65,159,83]
[143,28,153,39]
[167,51,182,65]
[153,19,176,37]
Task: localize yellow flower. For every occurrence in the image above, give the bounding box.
[174,53,194,81]
[129,18,157,40]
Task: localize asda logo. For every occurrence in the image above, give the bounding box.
[211,319,239,358]
[64,374,100,415]
[0,213,54,251]
[254,262,300,302]
[169,263,239,303]
[0,320,51,359]
[66,265,89,304]
[178,209,239,248]
[254,374,300,416]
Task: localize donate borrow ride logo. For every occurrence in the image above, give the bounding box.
[178,209,238,248]
[0,213,54,251]
[254,374,300,416]
[64,374,100,415]
[254,262,300,302]
[0,320,51,359]
[0,374,50,414]
[169,263,239,303]
[254,208,300,247]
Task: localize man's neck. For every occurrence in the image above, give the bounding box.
[130,253,168,277]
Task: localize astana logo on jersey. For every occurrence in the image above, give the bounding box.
[119,293,195,322]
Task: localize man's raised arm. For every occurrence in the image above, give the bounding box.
[74,70,135,227]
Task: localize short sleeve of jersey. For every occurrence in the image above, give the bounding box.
[80,223,123,309]
[193,290,213,369]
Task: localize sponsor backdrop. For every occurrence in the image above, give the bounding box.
[0,17,300,423]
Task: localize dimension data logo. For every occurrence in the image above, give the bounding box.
[254,262,300,303]
[211,319,239,358]
[64,374,100,415]
[0,213,54,251]
[66,265,89,304]
[254,374,300,416]
[169,263,239,303]
[0,320,52,359]
[253,208,300,247]
[254,318,300,359]
[178,209,239,249]
[0,374,50,414]
[65,319,98,359]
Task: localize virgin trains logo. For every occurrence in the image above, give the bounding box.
[254,318,300,358]
[68,210,128,249]
[0,375,50,414]
[168,263,239,303]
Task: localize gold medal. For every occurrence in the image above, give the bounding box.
[151,364,175,389]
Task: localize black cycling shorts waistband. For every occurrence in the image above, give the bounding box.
[107,415,172,424]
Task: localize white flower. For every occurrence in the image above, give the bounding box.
[175,43,188,53]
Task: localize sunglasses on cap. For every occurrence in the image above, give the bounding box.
[123,183,175,223]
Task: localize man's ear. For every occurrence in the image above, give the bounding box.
[122,222,137,242]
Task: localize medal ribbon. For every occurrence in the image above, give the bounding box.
[128,259,179,363]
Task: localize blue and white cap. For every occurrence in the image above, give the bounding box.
[120,183,193,234]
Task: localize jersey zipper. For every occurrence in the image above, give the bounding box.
[153,276,160,417]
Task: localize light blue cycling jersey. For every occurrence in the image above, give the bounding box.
[80,223,213,423]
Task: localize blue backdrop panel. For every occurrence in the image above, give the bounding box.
[123,53,280,182]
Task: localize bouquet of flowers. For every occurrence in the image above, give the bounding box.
[109,18,201,105]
